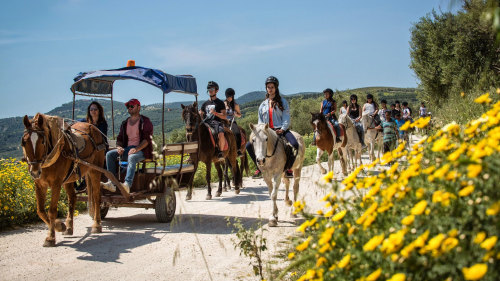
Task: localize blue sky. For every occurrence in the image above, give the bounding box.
[0,0,452,118]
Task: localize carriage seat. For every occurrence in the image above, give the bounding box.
[144,164,195,176]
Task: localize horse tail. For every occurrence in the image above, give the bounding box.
[241,152,249,177]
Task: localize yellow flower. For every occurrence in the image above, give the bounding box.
[448,229,458,237]
[411,200,428,215]
[448,144,467,161]
[425,233,445,251]
[322,171,334,183]
[415,188,425,198]
[319,227,335,245]
[462,263,488,280]
[381,229,406,254]
[288,252,295,259]
[486,201,500,216]
[363,234,385,251]
[316,256,327,267]
[413,116,431,128]
[401,215,415,226]
[337,254,351,268]
[458,185,475,197]
[387,273,406,281]
[366,268,382,281]
[296,236,312,251]
[432,137,451,152]
[441,237,459,252]
[474,93,492,104]
[474,232,486,244]
[332,210,347,222]
[442,122,460,135]
[400,121,411,131]
[480,236,497,251]
[467,164,482,178]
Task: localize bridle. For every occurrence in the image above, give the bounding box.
[22,127,50,166]
[183,108,200,142]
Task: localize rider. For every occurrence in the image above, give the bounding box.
[339,100,348,115]
[200,81,227,159]
[419,102,428,118]
[102,98,153,194]
[378,99,388,123]
[321,88,341,143]
[224,87,243,157]
[247,76,298,179]
[362,93,380,132]
[346,94,366,148]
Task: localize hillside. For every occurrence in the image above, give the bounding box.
[0,87,419,159]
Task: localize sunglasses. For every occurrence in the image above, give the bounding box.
[127,105,136,109]
[207,88,216,92]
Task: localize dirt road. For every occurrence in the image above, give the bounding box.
[0,159,350,281]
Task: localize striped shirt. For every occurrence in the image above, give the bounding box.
[382,119,398,142]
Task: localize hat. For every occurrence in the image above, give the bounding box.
[125,98,141,107]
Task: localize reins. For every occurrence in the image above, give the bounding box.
[265,129,282,158]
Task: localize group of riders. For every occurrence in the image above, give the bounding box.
[81,75,429,194]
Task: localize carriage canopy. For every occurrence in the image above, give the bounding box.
[71,66,198,97]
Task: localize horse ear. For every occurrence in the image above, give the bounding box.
[249,123,254,130]
[193,101,198,109]
[23,115,31,128]
[181,104,185,109]
[264,124,268,130]
[35,113,43,128]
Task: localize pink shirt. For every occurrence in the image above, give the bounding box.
[127,120,140,146]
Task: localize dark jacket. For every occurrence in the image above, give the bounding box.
[116,115,154,159]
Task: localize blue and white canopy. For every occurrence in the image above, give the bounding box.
[71,66,197,97]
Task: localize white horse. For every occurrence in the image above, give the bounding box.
[337,114,363,171]
[249,123,305,227]
[361,114,383,162]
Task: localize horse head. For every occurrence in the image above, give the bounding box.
[310,112,327,135]
[249,123,275,166]
[21,113,48,179]
[181,102,200,141]
[361,114,372,129]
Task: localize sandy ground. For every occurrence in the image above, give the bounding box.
[0,145,396,281]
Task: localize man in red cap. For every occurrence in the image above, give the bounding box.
[102,98,153,193]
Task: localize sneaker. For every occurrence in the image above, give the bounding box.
[285,169,293,178]
[252,169,262,179]
[217,151,224,159]
[101,181,116,192]
[336,137,341,143]
[122,182,131,194]
[237,150,243,157]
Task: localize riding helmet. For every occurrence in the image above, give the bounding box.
[323,88,334,96]
[207,81,219,90]
[367,94,374,100]
[225,88,235,98]
[265,76,279,87]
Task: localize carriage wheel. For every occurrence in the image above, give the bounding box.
[155,180,176,223]
[88,200,110,219]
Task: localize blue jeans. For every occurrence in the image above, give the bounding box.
[106,146,145,186]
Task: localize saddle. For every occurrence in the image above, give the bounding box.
[326,120,345,137]
[204,123,228,152]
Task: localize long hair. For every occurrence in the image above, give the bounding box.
[225,98,236,111]
[86,101,105,124]
[349,94,359,109]
[266,87,284,111]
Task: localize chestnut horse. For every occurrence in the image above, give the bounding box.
[181,102,241,200]
[21,113,106,247]
[310,113,348,177]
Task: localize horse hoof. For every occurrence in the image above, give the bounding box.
[43,240,56,247]
[91,226,102,234]
[185,194,192,201]
[285,199,293,206]
[320,169,327,174]
[55,220,66,232]
[223,188,227,192]
[215,192,222,197]
[268,219,278,227]
[63,228,73,236]
[206,194,212,200]
[234,189,240,195]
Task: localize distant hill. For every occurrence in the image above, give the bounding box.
[0,87,419,159]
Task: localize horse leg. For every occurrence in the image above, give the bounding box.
[268,174,281,227]
[34,183,53,247]
[291,166,302,217]
[283,176,291,206]
[88,171,102,233]
[338,148,348,176]
[327,150,334,173]
[223,161,230,191]
[205,162,213,200]
[215,162,223,197]
[230,156,241,194]
[45,185,62,247]
[63,182,76,236]
[316,148,326,174]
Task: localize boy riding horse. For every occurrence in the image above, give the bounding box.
[200,81,228,160]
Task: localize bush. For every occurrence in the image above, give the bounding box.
[284,93,500,281]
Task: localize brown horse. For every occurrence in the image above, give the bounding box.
[181,102,241,200]
[310,113,348,176]
[223,125,249,191]
[21,113,106,247]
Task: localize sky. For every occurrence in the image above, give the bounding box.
[0,0,455,119]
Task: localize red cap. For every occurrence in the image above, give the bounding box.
[125,98,141,107]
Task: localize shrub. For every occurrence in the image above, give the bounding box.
[284,92,500,281]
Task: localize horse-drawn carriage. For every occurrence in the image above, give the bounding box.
[70,65,200,223]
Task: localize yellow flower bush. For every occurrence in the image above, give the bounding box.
[283,97,500,281]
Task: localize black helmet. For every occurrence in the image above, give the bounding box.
[265,76,279,87]
[323,88,334,96]
[207,81,219,90]
[367,94,374,100]
[350,94,358,101]
[225,88,235,98]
